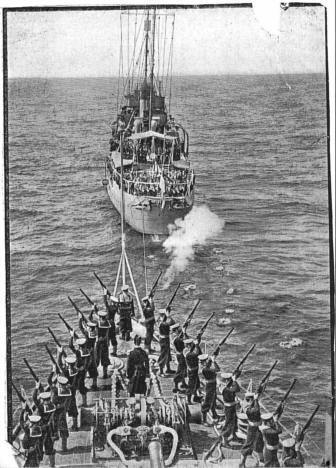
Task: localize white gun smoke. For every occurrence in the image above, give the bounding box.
[162,205,224,288]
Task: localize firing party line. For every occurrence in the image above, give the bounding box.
[12,271,318,468]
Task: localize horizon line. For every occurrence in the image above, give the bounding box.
[9,71,326,79]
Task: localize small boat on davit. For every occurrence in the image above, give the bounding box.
[104,10,195,235]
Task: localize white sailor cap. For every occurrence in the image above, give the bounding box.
[122,284,129,291]
[237,412,248,421]
[149,354,158,361]
[98,310,107,318]
[198,354,209,362]
[76,337,87,346]
[87,321,97,328]
[170,323,180,331]
[261,412,274,421]
[184,338,193,345]
[158,308,167,315]
[217,372,232,383]
[65,355,77,364]
[109,296,119,303]
[282,438,296,448]
[57,375,69,385]
[126,397,136,406]
[245,392,254,399]
[142,296,150,302]
[146,397,155,405]
[39,392,51,400]
[28,415,41,423]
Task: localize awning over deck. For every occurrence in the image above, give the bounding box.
[127,130,176,141]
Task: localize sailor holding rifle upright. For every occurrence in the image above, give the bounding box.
[141,295,156,353]
[89,303,111,380]
[199,353,220,425]
[217,370,241,447]
[259,410,282,467]
[57,345,80,431]
[118,284,134,341]
[157,308,175,376]
[77,311,99,390]
[171,323,188,393]
[103,288,119,356]
[19,410,43,468]
[184,336,202,404]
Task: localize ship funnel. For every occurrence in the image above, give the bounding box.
[148,440,165,468]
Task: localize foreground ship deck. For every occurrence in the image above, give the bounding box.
[14,335,321,468]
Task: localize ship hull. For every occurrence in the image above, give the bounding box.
[106,177,194,235]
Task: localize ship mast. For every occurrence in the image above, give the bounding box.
[113,131,143,316]
[149,9,156,128]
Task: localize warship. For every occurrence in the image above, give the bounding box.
[104,9,195,235]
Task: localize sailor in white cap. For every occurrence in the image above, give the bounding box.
[199,353,220,425]
[141,295,155,353]
[184,336,202,404]
[19,411,42,467]
[239,392,264,468]
[281,437,304,467]
[157,308,174,376]
[259,411,282,467]
[217,370,241,447]
[69,335,97,401]
[171,323,187,393]
[33,390,57,467]
[89,307,111,380]
[118,284,134,341]
[103,288,119,356]
[53,375,72,453]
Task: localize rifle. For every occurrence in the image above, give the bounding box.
[297,405,320,442]
[11,382,32,412]
[80,288,96,307]
[45,345,63,375]
[93,272,112,296]
[196,312,215,340]
[23,358,39,383]
[148,271,162,299]
[68,295,87,324]
[257,360,278,395]
[182,299,201,331]
[47,327,62,348]
[58,313,79,339]
[212,328,235,357]
[231,344,256,378]
[275,379,297,417]
[166,282,181,310]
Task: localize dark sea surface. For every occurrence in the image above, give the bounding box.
[8,74,330,462]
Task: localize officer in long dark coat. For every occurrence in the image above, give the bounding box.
[141,295,155,353]
[126,336,150,396]
[32,385,57,467]
[118,285,134,341]
[184,337,202,404]
[199,353,220,425]
[157,309,174,375]
[259,412,282,467]
[103,289,119,356]
[171,323,188,393]
[239,393,264,468]
[281,438,305,467]
[218,371,241,446]
[20,413,43,467]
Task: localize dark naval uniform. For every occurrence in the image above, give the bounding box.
[103,292,118,354]
[241,397,264,458]
[32,388,56,465]
[126,346,150,396]
[173,333,187,391]
[90,307,111,378]
[260,418,282,467]
[20,412,43,467]
[282,447,305,467]
[221,378,240,441]
[119,289,134,341]
[185,341,202,403]
[158,319,172,373]
[48,374,72,452]
[201,358,220,419]
[78,316,99,386]
[142,298,155,351]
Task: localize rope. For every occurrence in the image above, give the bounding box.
[142,209,148,295]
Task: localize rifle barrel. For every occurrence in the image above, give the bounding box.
[23,358,39,382]
[166,282,180,308]
[47,327,61,347]
[80,288,94,305]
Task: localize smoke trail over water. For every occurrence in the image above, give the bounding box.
[162,205,225,288]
